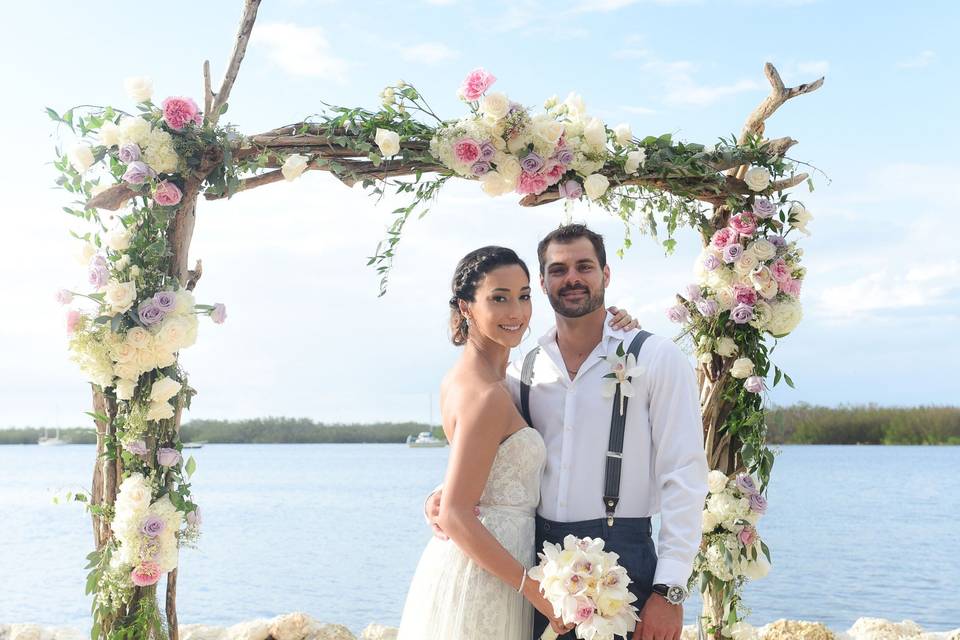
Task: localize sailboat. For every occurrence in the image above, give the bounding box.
[38,427,67,446]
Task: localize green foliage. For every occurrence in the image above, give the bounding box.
[177,417,442,444]
[765,404,960,445]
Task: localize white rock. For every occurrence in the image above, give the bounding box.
[848,617,924,640]
[8,624,52,640]
[360,624,397,640]
[313,624,356,640]
[180,623,228,640]
[50,629,84,640]
[225,619,271,640]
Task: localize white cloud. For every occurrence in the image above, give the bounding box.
[817,262,959,320]
[618,105,658,116]
[797,60,830,76]
[895,50,936,70]
[570,0,701,12]
[425,0,456,4]
[400,42,459,65]
[663,77,761,107]
[251,22,349,80]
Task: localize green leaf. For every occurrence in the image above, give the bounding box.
[760,540,772,563]
[46,107,61,122]
[783,373,795,388]
[773,367,782,387]
[185,455,197,478]
[806,177,815,192]
[219,102,229,115]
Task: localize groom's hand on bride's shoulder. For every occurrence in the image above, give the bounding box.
[606,306,642,331]
[423,489,480,540]
[635,594,682,640]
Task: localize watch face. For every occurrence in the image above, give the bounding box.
[667,585,686,603]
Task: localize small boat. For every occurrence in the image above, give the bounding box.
[38,427,67,446]
[182,441,207,449]
[406,431,446,448]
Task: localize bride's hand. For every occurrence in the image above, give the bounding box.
[607,305,641,331]
[523,576,575,636]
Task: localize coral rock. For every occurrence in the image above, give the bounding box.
[761,619,836,640]
[360,624,397,640]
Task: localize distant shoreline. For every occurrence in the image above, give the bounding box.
[3,405,959,446]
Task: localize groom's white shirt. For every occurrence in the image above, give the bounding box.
[505,311,709,587]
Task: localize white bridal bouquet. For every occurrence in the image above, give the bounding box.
[528,535,640,640]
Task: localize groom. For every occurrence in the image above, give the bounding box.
[427,224,708,640]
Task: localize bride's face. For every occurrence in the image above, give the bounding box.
[464,264,532,349]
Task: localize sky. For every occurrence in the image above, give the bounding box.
[0,0,957,428]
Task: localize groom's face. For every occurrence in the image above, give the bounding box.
[540,237,610,318]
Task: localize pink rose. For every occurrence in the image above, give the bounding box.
[131,561,162,587]
[573,597,595,624]
[453,138,482,165]
[729,212,758,237]
[544,161,566,185]
[161,97,200,131]
[770,258,791,283]
[516,172,548,195]
[738,525,758,546]
[154,180,183,206]
[459,68,496,101]
[733,284,758,306]
[711,227,739,249]
[66,310,82,335]
[780,277,803,297]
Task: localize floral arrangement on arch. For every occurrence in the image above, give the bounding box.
[51,77,226,637]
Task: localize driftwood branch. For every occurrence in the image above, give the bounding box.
[740,62,824,144]
[208,0,261,126]
[203,60,213,119]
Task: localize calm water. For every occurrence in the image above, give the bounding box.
[1,444,958,633]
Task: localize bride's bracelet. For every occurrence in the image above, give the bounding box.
[517,567,528,594]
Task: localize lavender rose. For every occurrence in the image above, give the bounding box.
[696,298,719,317]
[122,161,155,184]
[722,244,744,264]
[736,474,758,496]
[137,299,166,327]
[666,303,690,324]
[731,303,754,324]
[88,263,110,290]
[471,161,492,176]
[56,289,74,305]
[744,375,765,393]
[554,147,575,166]
[520,151,544,174]
[186,507,202,527]
[157,447,181,468]
[479,141,496,162]
[140,515,166,538]
[749,492,768,514]
[682,284,702,301]
[558,179,583,200]
[152,291,177,313]
[118,143,141,164]
[702,254,722,271]
[768,235,787,248]
[211,303,227,324]
[752,198,776,219]
[125,440,149,456]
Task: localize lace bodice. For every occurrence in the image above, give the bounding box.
[477,426,545,515]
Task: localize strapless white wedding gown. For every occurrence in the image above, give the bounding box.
[397,426,546,640]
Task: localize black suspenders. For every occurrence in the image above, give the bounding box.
[519,330,652,527]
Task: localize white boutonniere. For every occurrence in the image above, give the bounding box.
[601,341,646,415]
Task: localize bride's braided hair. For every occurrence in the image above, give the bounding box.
[449,246,530,346]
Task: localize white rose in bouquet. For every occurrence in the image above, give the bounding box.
[714,336,738,358]
[729,357,754,379]
[99,121,121,147]
[105,280,137,314]
[624,149,646,175]
[583,117,607,147]
[374,128,401,157]
[707,470,728,494]
[766,299,803,337]
[613,123,632,147]
[149,376,181,403]
[124,76,154,103]
[743,166,770,192]
[146,399,175,422]
[68,144,95,174]
[583,173,609,200]
[480,92,510,119]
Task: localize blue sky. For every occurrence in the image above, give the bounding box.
[0,0,957,427]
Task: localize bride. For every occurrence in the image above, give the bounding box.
[396,246,636,639]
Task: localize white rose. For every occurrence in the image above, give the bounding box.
[99,121,121,147]
[374,128,401,157]
[146,400,175,422]
[532,117,564,146]
[624,149,646,174]
[479,92,510,119]
[113,362,140,381]
[741,552,771,580]
[714,336,738,358]
[480,171,513,197]
[118,117,151,147]
[174,289,196,315]
[707,470,728,494]
[123,76,154,103]
[156,316,190,351]
[111,341,138,364]
[495,154,522,181]
[790,202,814,235]
[115,254,130,271]
[149,376,182,403]
[115,378,136,401]
[698,351,714,365]
[583,173,610,201]
[133,348,156,375]
[730,357,754,379]
[728,621,758,640]
[715,287,736,311]
[706,266,735,290]
[749,300,772,330]
[564,92,586,116]
[281,154,309,181]
[743,166,771,192]
[150,343,177,369]
[767,299,803,337]
[126,326,151,349]
[75,242,97,266]
[106,227,132,252]
[506,134,530,155]
[543,94,559,110]
[747,239,776,262]
[583,118,607,147]
[758,278,779,300]
[68,144,95,174]
[105,280,137,314]
[702,509,719,533]
[733,253,759,276]
[613,123,632,147]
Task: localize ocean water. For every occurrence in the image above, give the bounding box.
[1,443,958,634]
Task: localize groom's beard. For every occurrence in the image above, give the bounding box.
[548,283,605,318]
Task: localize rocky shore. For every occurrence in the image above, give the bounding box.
[2,613,958,640]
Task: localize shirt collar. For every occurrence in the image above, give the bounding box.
[537,310,631,354]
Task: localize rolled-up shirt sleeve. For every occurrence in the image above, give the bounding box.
[647,340,709,586]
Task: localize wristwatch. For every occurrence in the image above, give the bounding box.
[651,583,688,605]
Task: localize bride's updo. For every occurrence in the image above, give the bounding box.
[449,246,530,346]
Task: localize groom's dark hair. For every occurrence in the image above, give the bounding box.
[536,224,607,275]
